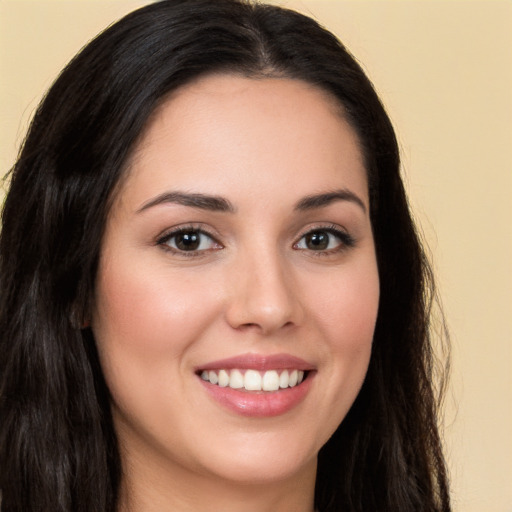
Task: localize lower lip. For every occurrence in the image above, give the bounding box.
[199,373,314,417]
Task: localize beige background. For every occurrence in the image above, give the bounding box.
[1,1,511,510]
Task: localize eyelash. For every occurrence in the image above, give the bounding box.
[156,224,355,257]
[156,225,222,257]
[293,225,356,256]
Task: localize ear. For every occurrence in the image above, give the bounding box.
[70,303,90,330]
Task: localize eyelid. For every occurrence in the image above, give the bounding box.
[293,224,356,252]
[156,224,223,256]
[154,222,355,258]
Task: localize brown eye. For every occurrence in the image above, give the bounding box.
[161,229,219,253]
[174,231,201,251]
[304,231,330,250]
[294,228,354,253]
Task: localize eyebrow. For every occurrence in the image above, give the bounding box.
[137,188,366,215]
[137,191,236,213]
[294,189,367,213]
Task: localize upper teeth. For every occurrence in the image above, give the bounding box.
[200,369,305,392]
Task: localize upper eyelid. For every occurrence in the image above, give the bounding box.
[295,223,350,239]
[156,227,223,258]
[157,224,220,243]
[293,224,356,249]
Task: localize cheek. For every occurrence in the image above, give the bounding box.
[307,255,379,402]
[313,258,379,348]
[94,263,215,350]
[91,260,223,403]
[90,261,227,449]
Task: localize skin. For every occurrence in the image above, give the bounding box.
[91,74,380,512]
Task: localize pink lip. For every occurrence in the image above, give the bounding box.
[196,352,314,372]
[196,353,316,417]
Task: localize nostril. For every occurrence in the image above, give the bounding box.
[239,322,258,329]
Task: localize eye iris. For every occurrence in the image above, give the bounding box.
[175,232,200,251]
[306,231,329,250]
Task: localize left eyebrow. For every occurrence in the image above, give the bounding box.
[294,189,367,214]
[137,191,236,213]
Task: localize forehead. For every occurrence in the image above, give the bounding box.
[119,74,367,211]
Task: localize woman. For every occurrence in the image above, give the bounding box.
[0,1,450,511]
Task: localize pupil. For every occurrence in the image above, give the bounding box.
[176,232,200,251]
[307,232,328,250]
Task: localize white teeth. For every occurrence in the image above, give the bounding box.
[279,369,289,388]
[262,370,279,391]
[244,370,262,391]
[229,369,244,389]
[218,369,229,387]
[200,368,307,392]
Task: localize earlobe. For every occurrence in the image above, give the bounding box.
[70,313,87,330]
[70,304,90,330]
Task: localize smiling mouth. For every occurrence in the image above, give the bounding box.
[198,369,308,392]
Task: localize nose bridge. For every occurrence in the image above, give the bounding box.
[225,242,302,334]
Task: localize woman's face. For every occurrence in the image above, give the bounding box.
[92,75,379,488]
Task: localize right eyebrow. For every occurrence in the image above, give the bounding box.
[137,191,236,214]
[294,188,367,214]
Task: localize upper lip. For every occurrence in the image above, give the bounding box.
[196,353,315,372]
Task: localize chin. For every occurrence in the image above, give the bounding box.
[191,429,322,486]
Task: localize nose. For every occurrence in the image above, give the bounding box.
[224,250,303,335]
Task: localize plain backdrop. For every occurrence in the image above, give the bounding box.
[1,1,511,511]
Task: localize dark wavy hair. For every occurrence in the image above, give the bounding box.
[0,1,450,511]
